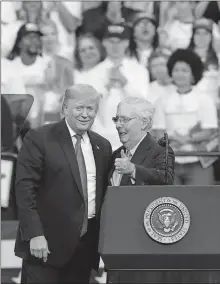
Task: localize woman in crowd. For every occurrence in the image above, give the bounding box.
[188,17,219,105]
[147,48,174,105]
[128,13,158,68]
[74,33,106,83]
[153,49,218,186]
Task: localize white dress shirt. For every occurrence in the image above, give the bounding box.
[65,120,96,218]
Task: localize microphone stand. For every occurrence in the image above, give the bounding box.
[164,133,169,185]
[158,132,169,185]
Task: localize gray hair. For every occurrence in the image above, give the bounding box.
[61,84,102,114]
[118,97,155,131]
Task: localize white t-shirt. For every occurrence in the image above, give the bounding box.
[147,81,175,105]
[1,57,26,94]
[196,68,219,105]
[153,88,218,164]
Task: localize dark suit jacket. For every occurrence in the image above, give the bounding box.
[1,95,14,152]
[14,119,112,268]
[109,133,175,186]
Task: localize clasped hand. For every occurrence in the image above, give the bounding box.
[30,235,50,262]
[115,149,135,175]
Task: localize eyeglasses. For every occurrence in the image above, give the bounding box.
[112,116,136,125]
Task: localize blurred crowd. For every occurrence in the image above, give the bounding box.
[1,1,220,185]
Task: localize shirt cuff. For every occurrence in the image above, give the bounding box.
[130,165,136,184]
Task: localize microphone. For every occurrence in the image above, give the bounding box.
[158,133,169,185]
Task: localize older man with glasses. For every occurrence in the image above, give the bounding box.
[109,96,175,186]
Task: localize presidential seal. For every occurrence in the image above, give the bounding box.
[143,197,190,244]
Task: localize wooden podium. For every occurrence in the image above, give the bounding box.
[99,186,220,283]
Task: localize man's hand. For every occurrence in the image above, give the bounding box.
[30,236,50,262]
[115,149,135,175]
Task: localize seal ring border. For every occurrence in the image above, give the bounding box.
[143,197,190,244]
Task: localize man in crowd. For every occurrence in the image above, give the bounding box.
[77,23,149,150]
[14,84,112,283]
[109,97,175,186]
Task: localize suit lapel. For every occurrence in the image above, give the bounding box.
[56,119,84,199]
[130,133,152,165]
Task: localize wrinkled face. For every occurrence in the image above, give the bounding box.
[103,37,129,60]
[149,56,169,81]
[134,19,156,42]
[194,28,212,49]
[64,95,98,134]
[78,37,101,69]
[115,103,147,149]
[19,32,42,55]
[172,61,193,88]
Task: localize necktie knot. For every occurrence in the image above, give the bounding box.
[74,134,83,142]
[127,150,132,159]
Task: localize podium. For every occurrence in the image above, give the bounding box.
[99,186,220,283]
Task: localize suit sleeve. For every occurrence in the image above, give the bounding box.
[15,129,45,241]
[135,146,175,185]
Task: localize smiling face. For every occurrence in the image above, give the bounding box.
[115,103,147,150]
[171,61,193,88]
[78,37,101,69]
[63,88,99,134]
[19,32,42,55]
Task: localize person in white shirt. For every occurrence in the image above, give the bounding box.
[74,33,106,84]
[147,48,174,105]
[128,13,159,68]
[188,18,219,106]
[76,24,149,150]
[6,23,50,128]
[14,84,112,284]
[153,49,218,185]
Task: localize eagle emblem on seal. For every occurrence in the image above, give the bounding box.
[143,197,190,244]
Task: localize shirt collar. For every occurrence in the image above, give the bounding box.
[129,133,148,156]
[65,119,89,142]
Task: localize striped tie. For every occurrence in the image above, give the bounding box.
[74,134,88,236]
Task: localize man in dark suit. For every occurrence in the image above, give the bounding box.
[109,96,175,186]
[14,84,112,283]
